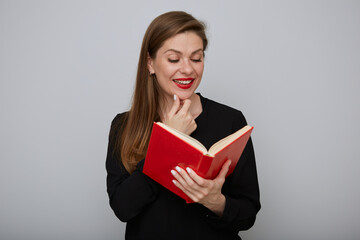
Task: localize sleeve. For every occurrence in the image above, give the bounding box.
[105,114,160,222]
[204,111,261,232]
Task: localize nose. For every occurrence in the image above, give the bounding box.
[179,59,194,75]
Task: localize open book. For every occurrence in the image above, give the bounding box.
[143,122,253,203]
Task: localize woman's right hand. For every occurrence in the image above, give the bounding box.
[162,95,197,135]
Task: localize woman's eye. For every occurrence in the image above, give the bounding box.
[192,59,202,62]
[168,59,179,63]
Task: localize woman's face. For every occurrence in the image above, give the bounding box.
[148,31,204,101]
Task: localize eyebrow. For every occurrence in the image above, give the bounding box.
[163,48,204,55]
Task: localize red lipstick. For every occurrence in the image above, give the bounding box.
[173,78,195,89]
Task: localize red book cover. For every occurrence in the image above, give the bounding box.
[143,122,253,203]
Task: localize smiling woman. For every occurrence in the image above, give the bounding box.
[147,31,204,101]
[147,31,205,122]
[106,11,261,240]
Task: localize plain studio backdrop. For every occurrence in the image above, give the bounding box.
[1,0,359,239]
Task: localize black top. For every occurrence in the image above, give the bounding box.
[106,94,261,240]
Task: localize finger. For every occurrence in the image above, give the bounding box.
[172,167,210,203]
[185,167,207,187]
[215,159,232,180]
[171,168,189,188]
[174,166,200,191]
[177,99,191,115]
[168,94,181,117]
[172,179,198,202]
[171,168,200,198]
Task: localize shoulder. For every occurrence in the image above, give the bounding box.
[108,112,128,142]
[110,112,129,133]
[199,94,248,129]
[206,97,245,118]
[111,112,128,127]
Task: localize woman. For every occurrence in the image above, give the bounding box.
[106,11,260,240]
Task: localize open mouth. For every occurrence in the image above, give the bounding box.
[173,79,193,85]
[173,78,194,89]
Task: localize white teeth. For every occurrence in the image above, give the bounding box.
[173,79,192,85]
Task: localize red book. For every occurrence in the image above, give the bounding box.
[143,122,253,203]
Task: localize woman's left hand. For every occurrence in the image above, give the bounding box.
[171,160,232,217]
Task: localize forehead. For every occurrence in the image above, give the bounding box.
[159,32,203,54]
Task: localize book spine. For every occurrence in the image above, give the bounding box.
[196,154,214,179]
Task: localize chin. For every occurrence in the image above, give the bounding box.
[175,91,195,101]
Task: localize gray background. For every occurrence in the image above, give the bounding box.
[1,0,359,239]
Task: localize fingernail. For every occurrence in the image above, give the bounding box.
[173,94,177,101]
[186,167,192,174]
[172,180,177,185]
[171,170,176,176]
[175,166,181,172]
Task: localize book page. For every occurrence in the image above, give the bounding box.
[208,125,252,155]
[156,122,208,154]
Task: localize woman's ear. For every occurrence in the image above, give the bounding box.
[147,53,155,75]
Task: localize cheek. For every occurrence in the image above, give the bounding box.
[157,63,178,78]
[195,63,204,76]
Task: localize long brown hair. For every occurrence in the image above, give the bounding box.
[115,11,208,173]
